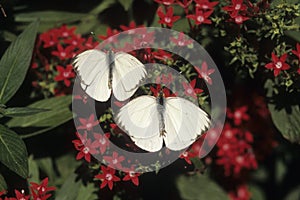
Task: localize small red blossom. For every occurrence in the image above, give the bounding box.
[30,178,56,200]
[154,0,175,6]
[98,27,119,42]
[265,53,290,76]
[133,30,155,48]
[227,106,250,125]
[75,138,98,162]
[182,79,203,99]
[156,73,173,86]
[64,35,85,48]
[194,61,215,85]
[51,44,75,60]
[229,184,251,200]
[150,85,177,97]
[94,133,111,154]
[103,152,125,169]
[12,190,30,200]
[120,21,144,34]
[292,43,300,60]
[176,0,193,8]
[232,14,249,24]
[95,165,121,190]
[170,32,193,46]
[157,7,180,28]
[74,94,89,104]
[223,0,247,16]
[186,9,213,25]
[54,64,75,87]
[152,49,173,63]
[195,0,219,10]
[77,114,99,131]
[39,32,59,48]
[179,150,197,164]
[123,170,140,186]
[57,25,76,38]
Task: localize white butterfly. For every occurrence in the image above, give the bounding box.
[73,50,146,102]
[116,93,210,152]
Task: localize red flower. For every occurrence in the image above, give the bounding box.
[154,0,175,6]
[265,53,290,76]
[77,114,99,131]
[170,32,193,46]
[152,49,173,63]
[74,94,89,104]
[64,35,85,48]
[123,171,140,186]
[176,0,192,8]
[223,0,247,16]
[229,184,251,200]
[84,36,99,50]
[156,73,173,86]
[75,138,98,162]
[186,9,213,25]
[232,14,249,24]
[120,21,144,34]
[157,7,180,28]
[195,0,219,10]
[93,133,110,154]
[98,27,119,42]
[30,178,56,200]
[39,32,59,48]
[12,190,30,200]
[150,85,177,97]
[95,165,121,190]
[0,191,5,196]
[182,79,203,99]
[51,44,75,60]
[103,152,125,169]
[179,150,197,164]
[292,43,300,60]
[194,61,215,85]
[57,25,76,38]
[54,64,75,87]
[227,106,250,125]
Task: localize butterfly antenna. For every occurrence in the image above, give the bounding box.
[0,4,7,18]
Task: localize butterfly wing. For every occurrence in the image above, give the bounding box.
[116,95,163,151]
[163,97,210,151]
[73,49,111,101]
[112,52,146,101]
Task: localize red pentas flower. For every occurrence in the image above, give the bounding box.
[292,43,300,60]
[103,152,125,169]
[77,114,99,131]
[232,14,249,24]
[229,184,251,200]
[176,0,193,8]
[195,0,219,10]
[186,9,213,25]
[95,165,121,190]
[75,139,98,162]
[123,170,140,186]
[182,79,203,99]
[179,150,197,164]
[150,85,177,97]
[152,49,173,63]
[11,190,30,200]
[170,32,193,46]
[194,61,215,85]
[223,0,247,16]
[93,132,111,154]
[120,21,144,34]
[265,53,290,76]
[54,64,75,87]
[51,44,75,60]
[227,106,250,126]
[154,0,175,6]
[98,27,119,42]
[57,25,76,38]
[157,7,180,28]
[30,178,56,200]
[156,73,173,86]
[39,31,59,48]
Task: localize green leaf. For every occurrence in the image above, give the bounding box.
[176,174,230,200]
[76,183,97,200]
[249,184,266,200]
[1,107,48,117]
[0,125,28,178]
[0,21,39,104]
[54,154,79,185]
[90,0,117,15]
[28,155,39,183]
[55,173,82,200]
[15,11,89,23]
[118,0,133,11]
[0,173,7,191]
[265,80,300,143]
[6,95,73,138]
[285,30,300,43]
[36,158,56,183]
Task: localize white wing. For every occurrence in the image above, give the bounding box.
[116,95,164,152]
[73,49,111,101]
[163,97,210,151]
[112,52,146,101]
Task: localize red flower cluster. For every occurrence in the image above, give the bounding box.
[228,184,251,200]
[0,178,55,200]
[32,25,99,97]
[265,53,290,77]
[223,0,249,24]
